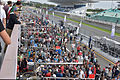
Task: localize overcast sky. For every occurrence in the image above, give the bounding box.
[2,0,119,9]
[92,1,118,9]
[29,0,118,9]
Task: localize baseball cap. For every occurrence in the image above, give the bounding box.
[16,1,21,5]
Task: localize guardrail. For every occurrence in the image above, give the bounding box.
[40,77,95,80]
[0,24,20,79]
[21,75,95,80]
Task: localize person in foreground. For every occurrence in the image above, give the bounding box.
[0,19,11,45]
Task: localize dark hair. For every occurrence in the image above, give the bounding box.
[16,1,21,5]
[7,1,12,5]
[13,3,16,6]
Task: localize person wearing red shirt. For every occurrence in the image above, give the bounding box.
[78,51,82,56]
[91,65,96,75]
[77,46,81,52]
[61,65,64,73]
[45,72,51,77]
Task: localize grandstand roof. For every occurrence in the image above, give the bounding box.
[48,0,98,5]
[90,9,120,24]
[49,0,120,5]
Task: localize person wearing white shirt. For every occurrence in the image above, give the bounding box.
[79,68,84,79]
[85,54,88,60]
[0,2,6,28]
[71,43,75,50]
[88,68,93,75]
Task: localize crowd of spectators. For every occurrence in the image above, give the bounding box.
[17,8,120,80]
[0,0,119,80]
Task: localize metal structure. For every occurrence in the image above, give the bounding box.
[49,0,98,5]
[49,0,120,5]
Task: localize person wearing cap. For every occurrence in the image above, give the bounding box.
[6,7,21,36]
[0,19,11,45]
[10,1,21,14]
[7,1,21,21]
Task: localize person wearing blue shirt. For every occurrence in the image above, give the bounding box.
[30,39,34,44]
[34,43,38,47]
[54,56,58,62]
[28,51,31,57]
[58,49,62,55]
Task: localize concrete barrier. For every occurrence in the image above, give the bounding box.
[0,24,20,79]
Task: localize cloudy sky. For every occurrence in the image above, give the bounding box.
[29,0,118,9]
[92,1,118,9]
[2,0,119,9]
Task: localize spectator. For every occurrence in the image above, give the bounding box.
[6,7,21,36]
[3,1,12,21]
[79,68,84,79]
[7,1,21,21]
[22,58,28,72]
[95,67,101,80]
[107,68,112,79]
[10,1,21,14]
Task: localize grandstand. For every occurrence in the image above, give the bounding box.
[49,0,98,5]
[90,9,120,24]
[0,0,120,80]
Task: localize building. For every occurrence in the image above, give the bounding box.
[49,0,97,8]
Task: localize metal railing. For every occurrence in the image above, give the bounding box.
[40,77,95,80]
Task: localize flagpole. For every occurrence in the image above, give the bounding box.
[78,3,89,44]
[111,23,116,54]
[79,3,88,34]
[52,12,54,24]
[79,20,82,32]
[111,23,116,39]
[64,15,67,26]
